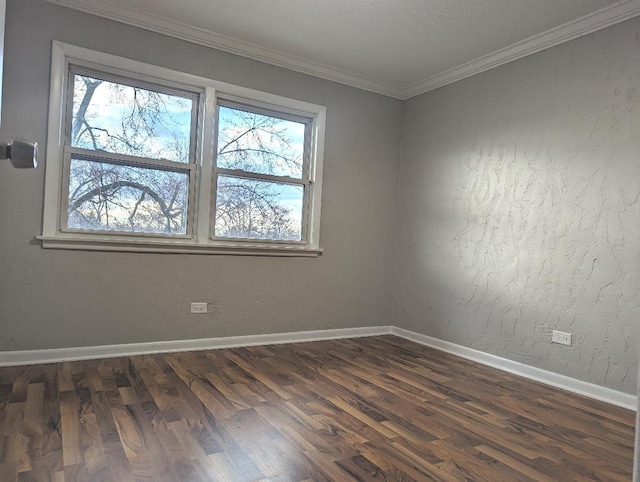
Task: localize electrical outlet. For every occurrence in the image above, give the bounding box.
[190,302,208,314]
[551,330,572,346]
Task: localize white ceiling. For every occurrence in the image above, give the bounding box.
[47,0,640,98]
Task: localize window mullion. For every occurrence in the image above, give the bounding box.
[59,150,73,233]
[215,168,308,186]
[196,87,216,243]
[65,146,195,172]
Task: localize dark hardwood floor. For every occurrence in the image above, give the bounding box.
[0,335,635,481]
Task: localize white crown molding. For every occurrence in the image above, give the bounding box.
[0,324,634,411]
[402,0,640,99]
[45,0,640,100]
[390,327,637,412]
[43,0,404,99]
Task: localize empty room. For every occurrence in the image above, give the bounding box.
[0,0,638,480]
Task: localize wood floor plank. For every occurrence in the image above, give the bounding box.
[4,432,32,473]
[476,444,556,482]
[58,391,82,468]
[0,462,17,482]
[0,335,634,480]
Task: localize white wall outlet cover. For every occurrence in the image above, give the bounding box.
[552,330,572,346]
[190,302,208,314]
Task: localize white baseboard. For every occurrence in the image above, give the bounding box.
[0,326,392,367]
[0,325,634,412]
[390,327,637,411]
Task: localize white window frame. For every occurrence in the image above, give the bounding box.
[39,41,326,257]
[212,98,314,246]
[61,66,201,240]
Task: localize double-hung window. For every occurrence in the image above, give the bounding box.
[41,42,325,256]
[64,68,197,238]
[213,100,312,244]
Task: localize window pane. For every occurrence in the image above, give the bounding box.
[217,105,306,178]
[67,158,189,235]
[71,73,194,163]
[214,175,304,241]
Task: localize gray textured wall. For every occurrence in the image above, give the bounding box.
[0,0,402,349]
[394,18,640,394]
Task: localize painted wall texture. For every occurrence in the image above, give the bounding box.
[0,0,402,349]
[394,18,640,394]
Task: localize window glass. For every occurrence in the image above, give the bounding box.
[71,73,194,163]
[67,158,189,235]
[217,105,305,179]
[214,175,304,241]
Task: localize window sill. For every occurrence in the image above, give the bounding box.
[37,235,323,257]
